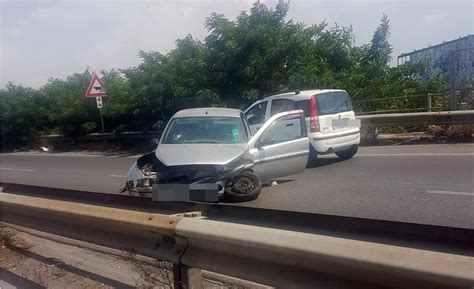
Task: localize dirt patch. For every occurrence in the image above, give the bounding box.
[427,124,474,138]
[1,225,270,289]
[0,226,29,269]
[126,254,174,289]
[126,252,264,289]
[0,226,111,288]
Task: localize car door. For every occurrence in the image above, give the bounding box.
[247,110,309,181]
[244,100,269,135]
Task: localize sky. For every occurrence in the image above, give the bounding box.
[1,0,473,88]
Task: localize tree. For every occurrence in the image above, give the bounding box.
[367,14,392,68]
[40,70,99,135]
[1,1,448,148]
[1,83,49,146]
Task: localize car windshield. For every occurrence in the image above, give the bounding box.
[162,117,247,144]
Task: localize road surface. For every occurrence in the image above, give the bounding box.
[1,144,473,229]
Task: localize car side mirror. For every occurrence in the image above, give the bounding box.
[151,138,160,145]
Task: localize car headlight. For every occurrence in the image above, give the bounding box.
[126,162,144,182]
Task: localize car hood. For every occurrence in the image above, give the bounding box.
[155,144,248,166]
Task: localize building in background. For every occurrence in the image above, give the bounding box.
[397,35,473,90]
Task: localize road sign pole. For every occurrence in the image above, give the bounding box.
[98,107,105,133]
[85,74,107,133]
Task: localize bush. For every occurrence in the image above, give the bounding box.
[427,124,474,138]
[81,122,98,133]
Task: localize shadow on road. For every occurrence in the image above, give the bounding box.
[0,268,45,289]
[6,245,135,289]
[307,156,346,168]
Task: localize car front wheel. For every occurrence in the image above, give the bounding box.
[224,171,262,202]
[335,144,358,160]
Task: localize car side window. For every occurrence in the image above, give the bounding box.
[295,100,311,117]
[270,99,295,116]
[246,101,267,125]
[257,114,305,147]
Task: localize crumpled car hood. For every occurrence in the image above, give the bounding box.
[155,144,247,166]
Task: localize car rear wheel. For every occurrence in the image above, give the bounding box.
[307,145,318,168]
[335,144,358,160]
[224,171,261,202]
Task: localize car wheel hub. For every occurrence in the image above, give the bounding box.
[232,176,254,194]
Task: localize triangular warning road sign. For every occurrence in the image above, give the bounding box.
[85,73,106,97]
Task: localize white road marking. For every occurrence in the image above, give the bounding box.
[0,153,141,158]
[0,167,36,172]
[426,190,474,197]
[109,174,127,178]
[357,153,474,157]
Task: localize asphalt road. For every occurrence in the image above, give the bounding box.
[1,144,473,229]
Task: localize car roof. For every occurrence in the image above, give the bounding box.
[260,89,347,102]
[173,107,243,118]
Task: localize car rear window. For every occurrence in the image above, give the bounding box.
[295,92,352,117]
[316,92,351,115]
[270,91,352,118]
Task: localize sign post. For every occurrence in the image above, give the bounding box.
[96,97,105,133]
[85,73,107,133]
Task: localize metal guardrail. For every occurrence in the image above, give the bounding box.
[41,130,162,141]
[39,111,474,145]
[1,185,474,289]
[357,110,474,126]
[353,91,473,114]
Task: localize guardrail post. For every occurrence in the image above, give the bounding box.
[360,125,378,145]
[173,264,203,289]
[426,93,432,112]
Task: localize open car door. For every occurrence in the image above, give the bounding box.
[244,100,268,135]
[248,110,309,181]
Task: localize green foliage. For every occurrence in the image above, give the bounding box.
[1,1,447,147]
[81,121,97,133]
[40,70,97,136]
[1,83,49,143]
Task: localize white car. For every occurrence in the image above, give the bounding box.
[245,89,360,165]
[122,108,309,202]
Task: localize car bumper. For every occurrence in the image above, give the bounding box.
[310,129,360,154]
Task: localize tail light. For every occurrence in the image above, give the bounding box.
[309,95,320,133]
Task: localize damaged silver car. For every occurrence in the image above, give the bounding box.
[121,107,308,202]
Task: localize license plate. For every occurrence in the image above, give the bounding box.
[152,183,219,202]
[332,119,360,128]
[332,118,348,128]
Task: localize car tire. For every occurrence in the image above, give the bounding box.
[335,144,358,160]
[307,145,318,168]
[224,171,262,202]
